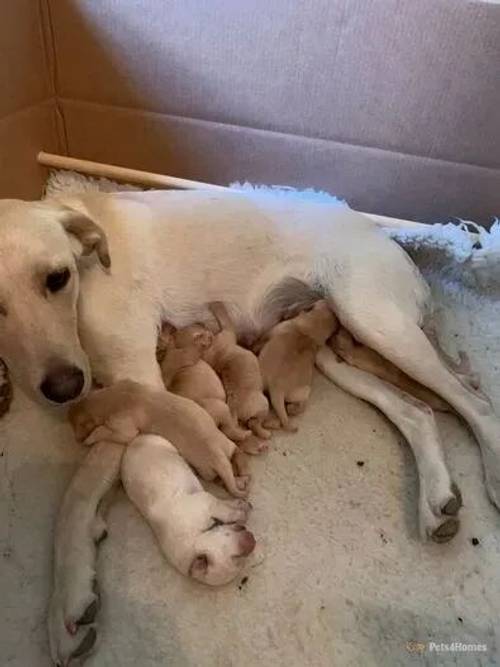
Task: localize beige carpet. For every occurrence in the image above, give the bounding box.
[1,184,500,666]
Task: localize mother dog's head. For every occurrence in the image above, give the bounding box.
[0,199,110,404]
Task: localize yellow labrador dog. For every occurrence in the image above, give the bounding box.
[0,191,497,665]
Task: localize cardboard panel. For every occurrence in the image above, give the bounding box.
[62,100,500,224]
[0,103,58,200]
[50,0,500,168]
[0,0,52,119]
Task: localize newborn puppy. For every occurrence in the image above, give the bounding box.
[330,327,450,411]
[121,434,255,585]
[69,380,250,497]
[159,323,251,443]
[204,302,270,439]
[255,300,338,429]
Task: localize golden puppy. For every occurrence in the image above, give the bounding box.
[203,302,270,439]
[69,380,250,497]
[255,300,338,429]
[329,327,449,411]
[158,323,251,443]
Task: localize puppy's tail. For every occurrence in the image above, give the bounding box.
[269,387,297,432]
[209,301,235,333]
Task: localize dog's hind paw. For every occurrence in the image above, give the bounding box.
[419,480,462,543]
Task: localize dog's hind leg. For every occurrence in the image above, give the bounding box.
[316,348,461,542]
[322,241,500,510]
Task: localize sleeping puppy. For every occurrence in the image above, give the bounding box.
[69,379,250,498]
[255,300,338,430]
[204,302,270,439]
[159,323,251,443]
[121,434,255,585]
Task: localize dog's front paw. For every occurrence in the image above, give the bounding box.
[48,578,100,666]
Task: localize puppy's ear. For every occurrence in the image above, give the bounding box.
[59,207,111,269]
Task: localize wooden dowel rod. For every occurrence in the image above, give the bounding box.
[37,152,228,192]
[38,152,438,231]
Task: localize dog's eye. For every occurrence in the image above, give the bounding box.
[205,518,224,532]
[46,268,71,293]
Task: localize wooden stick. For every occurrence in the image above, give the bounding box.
[37,152,228,192]
[37,151,430,230]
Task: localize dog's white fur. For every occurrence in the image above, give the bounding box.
[0,190,499,665]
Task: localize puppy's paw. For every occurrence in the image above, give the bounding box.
[83,424,116,446]
[235,474,251,495]
[248,418,271,440]
[212,498,252,525]
[284,420,298,433]
[239,436,268,455]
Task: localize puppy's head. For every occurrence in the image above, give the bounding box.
[189,523,256,586]
[295,300,338,344]
[174,324,213,351]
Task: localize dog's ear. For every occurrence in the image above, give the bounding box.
[59,208,111,269]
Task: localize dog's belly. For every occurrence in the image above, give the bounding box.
[78,190,429,379]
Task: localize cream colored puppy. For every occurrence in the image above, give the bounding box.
[159,323,250,442]
[69,379,250,497]
[121,434,255,585]
[204,301,270,439]
[255,300,338,429]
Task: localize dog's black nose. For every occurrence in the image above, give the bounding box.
[40,365,85,403]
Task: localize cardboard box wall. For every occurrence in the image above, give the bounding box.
[2,0,499,222]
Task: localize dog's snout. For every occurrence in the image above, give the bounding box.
[40,365,85,403]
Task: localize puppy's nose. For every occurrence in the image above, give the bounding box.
[40,365,85,403]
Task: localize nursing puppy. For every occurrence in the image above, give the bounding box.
[121,434,255,585]
[255,300,339,429]
[159,323,251,443]
[69,379,250,497]
[330,327,450,412]
[203,302,270,439]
